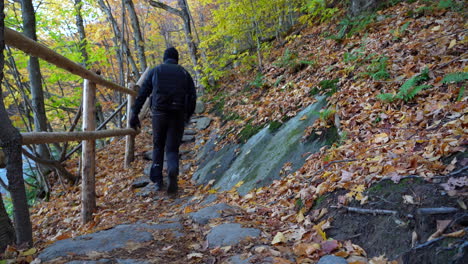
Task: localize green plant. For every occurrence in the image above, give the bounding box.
[442,72,468,84]
[299,0,339,25]
[275,49,316,73]
[209,94,226,116]
[319,108,336,121]
[362,56,390,80]
[377,68,431,102]
[238,123,264,143]
[224,112,241,121]
[437,0,457,10]
[314,78,339,96]
[274,48,297,68]
[442,72,468,101]
[390,21,411,40]
[274,75,284,87]
[249,73,265,89]
[329,14,376,41]
[268,121,283,133]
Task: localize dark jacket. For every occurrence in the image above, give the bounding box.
[132,58,197,120]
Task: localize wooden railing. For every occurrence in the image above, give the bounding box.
[5,27,146,223]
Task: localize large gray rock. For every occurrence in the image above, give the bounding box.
[317,255,347,264]
[200,194,218,206]
[195,101,205,114]
[211,96,337,195]
[66,261,111,264]
[184,129,197,135]
[228,255,253,264]
[67,260,149,264]
[131,176,150,189]
[194,117,212,130]
[39,223,182,262]
[192,144,237,185]
[189,203,234,225]
[182,135,195,142]
[206,223,260,247]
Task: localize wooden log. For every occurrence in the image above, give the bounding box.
[125,83,136,168]
[21,129,136,145]
[4,27,136,96]
[82,80,96,224]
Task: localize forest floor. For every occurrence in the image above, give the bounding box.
[2,1,467,263]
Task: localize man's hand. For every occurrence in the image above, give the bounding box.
[130,114,140,130]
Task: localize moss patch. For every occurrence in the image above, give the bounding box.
[238,123,264,143]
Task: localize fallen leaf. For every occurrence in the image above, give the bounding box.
[374,133,389,144]
[272,232,287,244]
[321,240,339,254]
[293,243,321,256]
[448,39,456,49]
[272,257,293,264]
[402,195,415,204]
[19,248,37,257]
[187,252,203,259]
[444,229,466,238]
[234,180,245,188]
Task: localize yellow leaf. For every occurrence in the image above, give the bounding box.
[300,115,308,121]
[431,25,440,31]
[184,206,194,214]
[296,210,305,223]
[313,221,328,240]
[19,248,37,256]
[234,181,244,188]
[271,232,287,244]
[208,188,218,194]
[448,39,457,49]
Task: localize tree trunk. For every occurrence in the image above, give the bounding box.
[97,0,140,80]
[349,0,385,16]
[0,193,15,253]
[74,0,89,66]
[20,0,51,162]
[125,0,147,72]
[148,0,201,83]
[0,1,33,246]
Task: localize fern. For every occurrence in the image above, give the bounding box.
[397,68,430,100]
[378,68,431,103]
[377,93,396,103]
[398,84,431,102]
[442,72,468,84]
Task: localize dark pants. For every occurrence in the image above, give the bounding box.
[150,110,185,185]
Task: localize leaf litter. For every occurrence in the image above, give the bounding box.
[18,1,467,263]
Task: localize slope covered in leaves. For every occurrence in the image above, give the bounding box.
[207,1,466,207]
[17,1,467,263]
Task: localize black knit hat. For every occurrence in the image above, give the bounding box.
[163,47,179,62]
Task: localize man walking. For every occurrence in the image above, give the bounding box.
[130,47,196,195]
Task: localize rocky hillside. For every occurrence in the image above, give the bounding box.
[4,1,466,263]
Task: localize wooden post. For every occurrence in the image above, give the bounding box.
[81,79,96,224]
[125,83,136,168]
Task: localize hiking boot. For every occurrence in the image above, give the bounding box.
[167,177,178,195]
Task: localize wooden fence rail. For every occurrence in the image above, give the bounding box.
[5,27,145,224]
